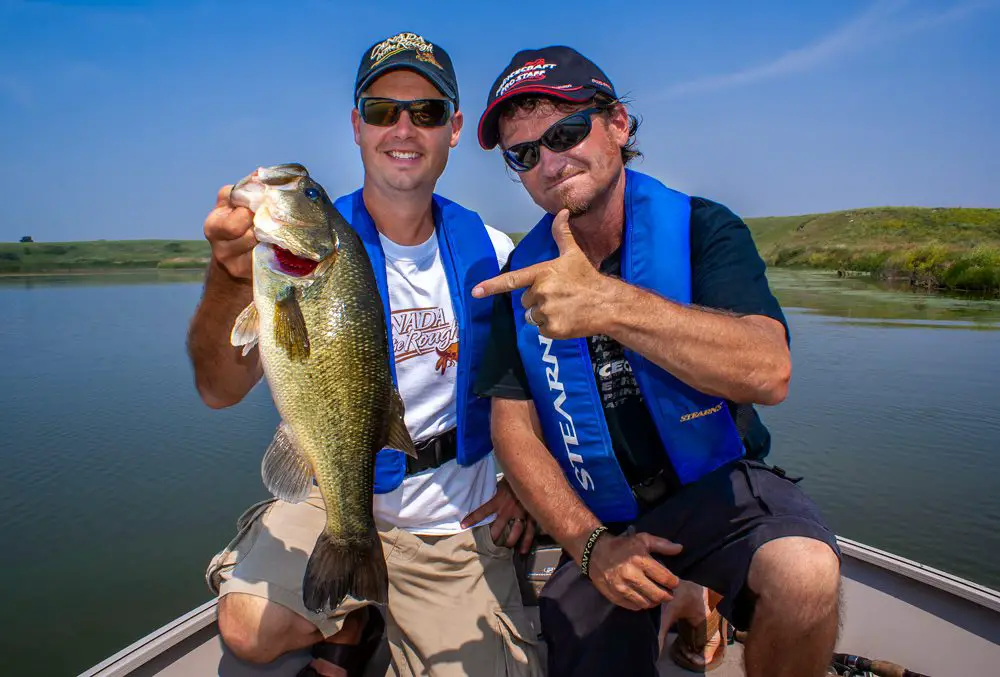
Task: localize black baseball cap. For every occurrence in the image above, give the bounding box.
[354,32,460,109]
[477,46,617,150]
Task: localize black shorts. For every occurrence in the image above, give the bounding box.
[537,459,841,677]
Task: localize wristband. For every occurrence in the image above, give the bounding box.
[579,526,609,579]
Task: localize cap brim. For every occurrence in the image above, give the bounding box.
[477,86,596,150]
[356,62,458,107]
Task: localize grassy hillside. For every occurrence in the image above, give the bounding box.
[0,240,210,274]
[744,207,1000,293]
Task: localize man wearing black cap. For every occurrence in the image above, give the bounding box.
[473,46,842,677]
[189,32,543,677]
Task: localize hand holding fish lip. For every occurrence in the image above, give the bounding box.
[204,184,257,280]
[471,209,614,340]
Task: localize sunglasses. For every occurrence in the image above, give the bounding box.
[501,107,602,172]
[358,97,454,128]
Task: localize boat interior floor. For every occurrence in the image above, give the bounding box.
[87,539,1000,676]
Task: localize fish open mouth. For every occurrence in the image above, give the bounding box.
[271,244,320,277]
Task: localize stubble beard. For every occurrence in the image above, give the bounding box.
[555,185,592,218]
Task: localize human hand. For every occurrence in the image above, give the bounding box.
[586,530,683,611]
[461,478,536,554]
[471,209,613,339]
[204,185,256,280]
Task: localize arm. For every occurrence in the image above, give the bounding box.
[186,186,263,409]
[490,397,602,562]
[492,395,683,610]
[473,207,791,407]
[599,281,790,405]
[471,282,684,611]
[598,201,790,405]
[470,283,600,558]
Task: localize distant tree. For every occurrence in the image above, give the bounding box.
[20,236,33,243]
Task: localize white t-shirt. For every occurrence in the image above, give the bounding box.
[371,224,516,535]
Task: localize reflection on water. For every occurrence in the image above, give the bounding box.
[763,269,1000,591]
[0,268,206,289]
[0,267,997,676]
[767,268,1000,325]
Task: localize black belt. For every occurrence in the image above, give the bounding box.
[405,427,458,475]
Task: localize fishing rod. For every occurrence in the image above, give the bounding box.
[830,652,931,677]
[732,631,931,677]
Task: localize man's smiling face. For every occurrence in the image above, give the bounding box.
[352,70,463,194]
[498,97,628,216]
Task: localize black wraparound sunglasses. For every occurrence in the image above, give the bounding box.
[358,97,454,128]
[501,106,602,172]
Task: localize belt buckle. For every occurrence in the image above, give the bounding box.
[631,471,667,508]
[406,432,449,475]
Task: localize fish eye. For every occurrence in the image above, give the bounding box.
[304,187,320,200]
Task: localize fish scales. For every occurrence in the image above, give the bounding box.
[229,163,416,613]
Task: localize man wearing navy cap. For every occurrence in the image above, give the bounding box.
[473,46,842,677]
[190,32,543,677]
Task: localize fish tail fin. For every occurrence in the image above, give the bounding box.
[302,528,388,613]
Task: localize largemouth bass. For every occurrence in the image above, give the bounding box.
[228,163,415,612]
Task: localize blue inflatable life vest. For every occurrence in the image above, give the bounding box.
[333,189,497,493]
[509,170,744,521]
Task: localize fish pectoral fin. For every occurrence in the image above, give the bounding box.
[261,421,314,503]
[274,286,309,361]
[230,303,260,357]
[386,387,417,459]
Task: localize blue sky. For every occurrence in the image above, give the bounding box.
[1,0,997,242]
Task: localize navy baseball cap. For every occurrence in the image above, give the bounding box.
[477,46,617,150]
[354,32,460,109]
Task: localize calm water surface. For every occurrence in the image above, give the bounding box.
[1,268,998,676]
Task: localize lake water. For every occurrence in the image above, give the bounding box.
[1,268,998,676]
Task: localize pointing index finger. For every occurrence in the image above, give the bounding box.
[472,261,546,298]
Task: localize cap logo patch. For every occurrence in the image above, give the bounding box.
[370,32,443,70]
[591,78,611,90]
[495,58,558,97]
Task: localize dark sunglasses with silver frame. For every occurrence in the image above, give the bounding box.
[358,96,455,128]
[500,106,602,172]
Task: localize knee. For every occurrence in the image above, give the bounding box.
[219,610,276,664]
[218,595,311,664]
[750,537,841,623]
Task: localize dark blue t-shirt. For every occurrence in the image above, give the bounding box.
[474,197,789,490]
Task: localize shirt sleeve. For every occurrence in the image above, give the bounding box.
[483,223,517,269]
[689,197,790,344]
[473,261,533,400]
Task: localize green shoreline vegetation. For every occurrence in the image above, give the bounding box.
[4,206,999,294]
[0,240,211,275]
[745,206,1000,295]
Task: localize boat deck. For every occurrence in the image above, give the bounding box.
[83,539,1000,677]
[110,610,743,677]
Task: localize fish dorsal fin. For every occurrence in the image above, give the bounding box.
[262,422,314,503]
[274,286,309,361]
[230,303,260,357]
[386,388,417,458]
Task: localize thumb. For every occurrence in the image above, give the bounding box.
[216,184,235,208]
[552,209,581,255]
[639,533,684,556]
[460,495,498,529]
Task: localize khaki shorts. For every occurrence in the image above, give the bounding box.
[206,486,544,677]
